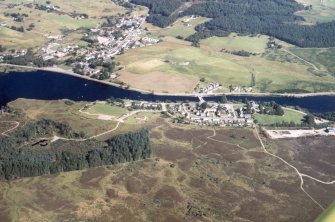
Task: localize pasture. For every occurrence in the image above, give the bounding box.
[200,34,268,54]
[289,47,335,75]
[116,37,335,93]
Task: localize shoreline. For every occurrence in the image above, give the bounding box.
[1,63,335,98]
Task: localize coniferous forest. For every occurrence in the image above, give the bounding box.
[0,120,151,180]
[131,0,335,48]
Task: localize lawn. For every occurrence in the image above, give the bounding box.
[253,108,305,125]
[200,34,268,54]
[87,103,128,117]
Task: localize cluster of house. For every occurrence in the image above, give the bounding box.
[131,101,162,110]
[197,82,221,94]
[229,85,253,93]
[0,49,27,63]
[42,43,80,60]
[181,15,197,27]
[167,102,255,127]
[68,15,158,76]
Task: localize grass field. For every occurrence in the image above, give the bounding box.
[200,34,268,54]
[316,201,335,222]
[116,37,335,93]
[289,47,335,75]
[254,109,305,125]
[295,0,335,23]
[87,103,128,117]
[8,99,120,137]
[144,16,211,39]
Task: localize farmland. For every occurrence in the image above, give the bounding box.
[0,99,334,221]
[200,34,269,54]
[116,36,335,93]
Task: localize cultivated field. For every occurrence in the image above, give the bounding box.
[200,34,268,54]
[116,37,335,93]
[0,99,334,221]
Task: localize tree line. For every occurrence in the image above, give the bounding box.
[0,119,151,179]
[131,0,185,27]
[132,0,335,48]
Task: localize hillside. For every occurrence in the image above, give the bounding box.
[131,0,335,47]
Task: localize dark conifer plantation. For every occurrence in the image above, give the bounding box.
[0,120,151,179]
[131,0,335,48]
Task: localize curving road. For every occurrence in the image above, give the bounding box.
[255,128,335,210]
[0,121,20,137]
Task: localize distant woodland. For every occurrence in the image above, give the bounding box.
[131,0,335,48]
[0,119,151,179]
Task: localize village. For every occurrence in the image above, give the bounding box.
[0,1,160,80]
[79,96,335,140]
[82,97,258,127]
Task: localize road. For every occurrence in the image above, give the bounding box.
[282,48,319,71]
[255,128,335,210]
[0,121,20,137]
[202,127,335,210]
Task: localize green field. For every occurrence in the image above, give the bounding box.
[295,0,335,23]
[254,109,305,125]
[87,103,128,117]
[200,34,268,54]
[289,48,335,75]
[145,16,211,39]
[116,37,335,93]
[316,201,335,222]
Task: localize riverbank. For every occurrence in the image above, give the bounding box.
[1,63,335,98]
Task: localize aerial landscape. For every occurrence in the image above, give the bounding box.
[0,0,334,221]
